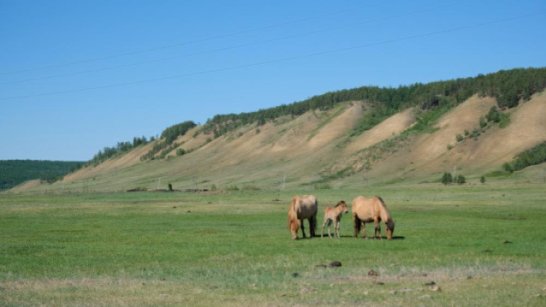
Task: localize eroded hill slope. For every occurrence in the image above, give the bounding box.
[16,90,546,193]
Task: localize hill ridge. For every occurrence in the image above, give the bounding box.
[11,68,546,193]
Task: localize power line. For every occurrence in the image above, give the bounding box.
[0,2,458,86]
[0,2,464,85]
[0,5,361,76]
[1,11,543,102]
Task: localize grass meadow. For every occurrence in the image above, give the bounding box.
[1,183,545,306]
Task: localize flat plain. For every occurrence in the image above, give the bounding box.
[1,183,545,306]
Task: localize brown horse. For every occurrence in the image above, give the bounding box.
[288,195,318,240]
[321,200,349,238]
[352,195,395,240]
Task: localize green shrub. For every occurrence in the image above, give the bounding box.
[176,148,186,156]
[471,129,481,140]
[455,175,466,184]
[479,116,487,128]
[226,185,240,191]
[486,106,510,128]
[503,141,546,172]
[441,172,453,185]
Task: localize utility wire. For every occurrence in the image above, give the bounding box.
[1,11,543,102]
[0,5,361,76]
[0,3,462,85]
[0,2,459,86]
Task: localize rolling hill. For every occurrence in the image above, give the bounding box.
[10,68,546,193]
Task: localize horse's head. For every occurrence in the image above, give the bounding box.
[386,219,395,240]
[288,197,300,239]
[336,200,349,214]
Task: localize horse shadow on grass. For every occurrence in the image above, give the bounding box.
[313,235,406,240]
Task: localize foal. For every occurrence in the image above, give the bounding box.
[321,200,349,238]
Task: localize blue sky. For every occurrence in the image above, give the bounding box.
[1,0,545,161]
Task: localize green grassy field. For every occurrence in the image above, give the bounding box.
[1,183,545,306]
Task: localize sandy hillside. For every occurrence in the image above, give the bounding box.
[308,103,362,149]
[362,96,496,178]
[412,96,496,160]
[15,90,546,193]
[346,107,416,154]
[366,93,546,179]
[447,92,546,170]
[9,179,42,193]
[163,126,211,158]
[269,110,323,153]
[64,141,156,182]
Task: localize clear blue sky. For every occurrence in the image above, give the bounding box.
[1,0,545,161]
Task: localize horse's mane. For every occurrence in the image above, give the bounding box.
[335,201,346,208]
[375,196,386,207]
[375,196,393,223]
[288,196,298,220]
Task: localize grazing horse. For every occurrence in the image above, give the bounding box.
[321,200,349,238]
[288,195,318,240]
[352,196,395,240]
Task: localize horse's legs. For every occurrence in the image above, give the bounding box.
[310,215,317,238]
[362,222,367,239]
[374,218,381,239]
[321,219,328,238]
[300,219,306,238]
[334,219,340,238]
[353,214,361,238]
[323,219,332,238]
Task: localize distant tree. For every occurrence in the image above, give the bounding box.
[456,175,466,184]
[456,134,464,142]
[201,68,546,139]
[480,176,486,184]
[161,121,197,144]
[479,116,487,128]
[471,129,480,140]
[503,162,514,173]
[0,160,84,190]
[486,106,501,123]
[441,172,453,185]
[502,141,546,173]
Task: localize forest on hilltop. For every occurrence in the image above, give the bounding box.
[85,67,546,166]
[0,160,84,190]
[204,67,546,137]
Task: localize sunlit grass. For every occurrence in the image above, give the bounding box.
[1,184,545,305]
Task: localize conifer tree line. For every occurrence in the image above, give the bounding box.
[204,67,546,138]
[0,160,84,190]
[88,136,150,166]
[87,121,198,165]
[87,67,546,165]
